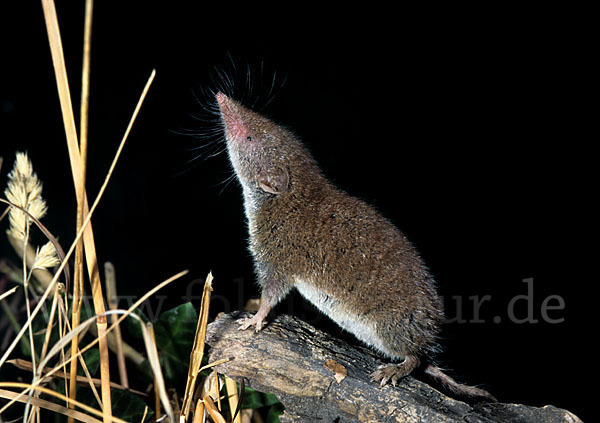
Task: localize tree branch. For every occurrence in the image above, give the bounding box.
[207,312,581,423]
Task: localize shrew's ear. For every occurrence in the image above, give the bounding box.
[257,167,289,195]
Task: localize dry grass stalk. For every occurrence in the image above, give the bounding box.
[70,1,94,419]
[213,370,221,411]
[74,269,186,373]
[2,154,72,423]
[68,257,84,415]
[38,283,60,366]
[34,281,103,416]
[146,322,161,421]
[0,132,168,418]
[0,388,104,423]
[0,272,57,370]
[39,0,111,418]
[87,321,145,367]
[224,376,242,423]
[2,156,87,420]
[140,406,149,423]
[201,370,223,406]
[1,277,185,421]
[0,270,187,417]
[141,318,174,422]
[8,358,147,397]
[202,394,226,423]
[242,409,254,423]
[95,319,110,418]
[0,285,28,358]
[180,272,214,420]
[192,399,205,423]
[40,1,156,419]
[29,285,98,422]
[0,383,127,423]
[104,261,128,387]
[187,354,233,422]
[79,0,93,167]
[0,285,18,302]
[3,4,159,421]
[2,25,156,422]
[0,260,77,411]
[21,260,36,394]
[196,358,232,374]
[33,282,62,421]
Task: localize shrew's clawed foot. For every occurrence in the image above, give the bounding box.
[371,355,419,387]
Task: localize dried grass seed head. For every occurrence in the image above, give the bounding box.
[4,152,48,240]
[31,241,60,270]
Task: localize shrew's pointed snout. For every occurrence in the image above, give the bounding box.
[216,91,228,108]
[216,92,238,119]
[216,92,249,141]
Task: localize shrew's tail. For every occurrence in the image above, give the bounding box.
[424,364,498,402]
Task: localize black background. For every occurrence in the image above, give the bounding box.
[1,2,593,421]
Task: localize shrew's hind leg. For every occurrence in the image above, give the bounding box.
[371,355,420,387]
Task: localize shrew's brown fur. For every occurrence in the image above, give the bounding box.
[216,92,496,402]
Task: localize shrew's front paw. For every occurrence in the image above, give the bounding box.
[237,300,272,333]
[237,313,266,332]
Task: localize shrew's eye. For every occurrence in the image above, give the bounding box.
[246,136,253,142]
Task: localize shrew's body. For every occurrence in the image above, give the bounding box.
[216,92,495,401]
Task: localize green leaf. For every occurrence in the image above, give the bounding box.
[125,308,150,340]
[240,386,265,409]
[240,386,283,409]
[152,302,198,381]
[263,392,281,407]
[266,402,285,423]
[111,389,153,422]
[68,385,153,423]
[132,358,155,384]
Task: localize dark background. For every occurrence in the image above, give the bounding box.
[1,2,593,421]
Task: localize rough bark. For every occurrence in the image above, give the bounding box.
[206,311,582,423]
